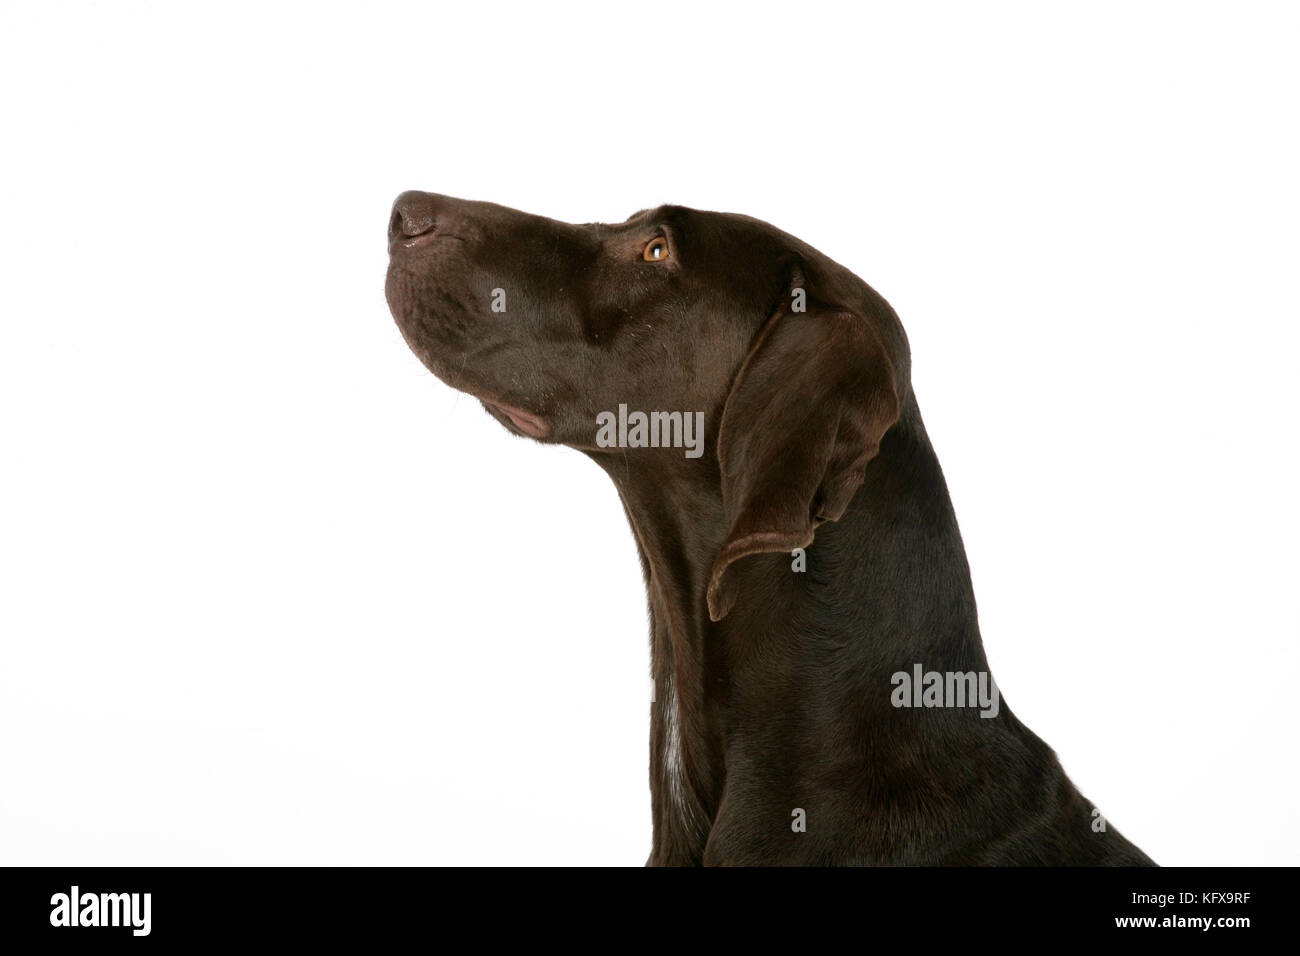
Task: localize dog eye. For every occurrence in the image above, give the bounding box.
[642,237,670,262]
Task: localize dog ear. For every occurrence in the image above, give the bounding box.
[706,288,901,622]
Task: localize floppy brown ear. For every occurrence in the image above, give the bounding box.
[706,301,901,622]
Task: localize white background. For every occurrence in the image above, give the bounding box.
[1,1,1296,866]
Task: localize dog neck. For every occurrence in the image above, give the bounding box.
[585,446,724,864]
[587,398,989,865]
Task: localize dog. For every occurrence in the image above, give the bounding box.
[384,192,1156,866]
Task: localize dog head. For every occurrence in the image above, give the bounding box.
[385,193,910,618]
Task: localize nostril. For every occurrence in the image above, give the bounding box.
[390,191,437,239]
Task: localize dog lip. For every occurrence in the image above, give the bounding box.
[388,231,441,254]
[485,400,551,439]
[387,231,468,256]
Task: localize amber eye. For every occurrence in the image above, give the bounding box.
[642,237,670,262]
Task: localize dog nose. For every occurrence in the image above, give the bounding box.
[389,190,439,240]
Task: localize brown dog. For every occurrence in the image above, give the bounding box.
[384,192,1155,866]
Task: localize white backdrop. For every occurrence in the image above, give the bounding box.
[1,1,1296,866]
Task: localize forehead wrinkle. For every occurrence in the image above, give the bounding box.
[589,207,669,243]
[615,205,682,228]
